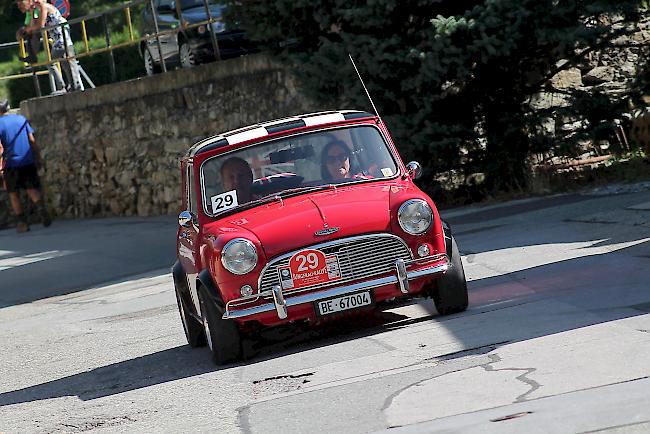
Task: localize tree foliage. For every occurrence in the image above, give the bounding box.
[225,0,647,193]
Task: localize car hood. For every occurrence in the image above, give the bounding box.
[221,182,399,259]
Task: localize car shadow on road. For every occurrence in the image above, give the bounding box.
[0,345,216,406]
[2,241,650,407]
[0,308,414,407]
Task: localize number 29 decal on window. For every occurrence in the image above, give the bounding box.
[211,190,238,214]
[278,249,341,290]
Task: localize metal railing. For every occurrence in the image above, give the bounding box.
[0,0,225,97]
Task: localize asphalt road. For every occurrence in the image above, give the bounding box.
[1,188,649,433]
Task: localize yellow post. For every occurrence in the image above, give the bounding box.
[43,30,52,62]
[18,38,27,64]
[125,8,135,41]
[81,20,90,53]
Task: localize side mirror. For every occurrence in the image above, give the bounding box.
[405,161,423,180]
[178,210,195,228]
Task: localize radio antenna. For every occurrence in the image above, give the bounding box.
[348,53,381,119]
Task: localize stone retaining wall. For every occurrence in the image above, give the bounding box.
[0,54,320,228]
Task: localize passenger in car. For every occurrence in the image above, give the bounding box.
[220,157,255,204]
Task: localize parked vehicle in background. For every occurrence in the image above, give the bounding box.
[173,110,469,365]
[139,0,257,75]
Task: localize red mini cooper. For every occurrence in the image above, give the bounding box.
[173,110,468,364]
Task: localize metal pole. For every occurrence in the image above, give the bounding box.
[149,0,167,73]
[19,38,41,96]
[103,15,117,82]
[81,20,90,53]
[79,66,96,88]
[32,69,42,97]
[202,0,220,61]
[125,7,135,41]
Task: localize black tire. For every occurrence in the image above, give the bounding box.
[172,265,206,347]
[431,236,469,315]
[199,287,243,365]
[143,48,160,76]
[175,288,206,348]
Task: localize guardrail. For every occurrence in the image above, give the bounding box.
[0,0,226,98]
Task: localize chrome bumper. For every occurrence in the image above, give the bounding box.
[222,255,450,320]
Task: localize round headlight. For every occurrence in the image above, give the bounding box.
[221,238,258,275]
[398,199,433,235]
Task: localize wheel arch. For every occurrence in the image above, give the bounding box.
[197,268,225,312]
[441,219,453,257]
[139,41,147,57]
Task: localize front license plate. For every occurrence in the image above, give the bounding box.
[316,291,373,316]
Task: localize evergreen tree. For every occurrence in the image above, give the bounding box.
[225,0,646,192]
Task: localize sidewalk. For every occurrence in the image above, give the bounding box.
[0,215,177,308]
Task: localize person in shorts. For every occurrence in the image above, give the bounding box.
[0,99,51,233]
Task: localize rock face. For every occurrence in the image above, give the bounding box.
[535,19,650,139]
[0,55,320,229]
[550,68,583,90]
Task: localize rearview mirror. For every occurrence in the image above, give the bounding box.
[269,145,314,164]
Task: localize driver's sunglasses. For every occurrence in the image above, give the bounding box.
[326,153,350,165]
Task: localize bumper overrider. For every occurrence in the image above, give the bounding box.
[222,254,450,320]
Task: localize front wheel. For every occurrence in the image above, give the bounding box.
[179,41,197,69]
[199,287,243,365]
[431,236,468,315]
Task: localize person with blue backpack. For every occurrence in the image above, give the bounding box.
[0,99,51,233]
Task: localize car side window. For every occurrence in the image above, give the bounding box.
[187,163,197,214]
[157,0,174,11]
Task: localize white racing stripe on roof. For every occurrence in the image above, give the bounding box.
[302,113,346,127]
[226,127,269,145]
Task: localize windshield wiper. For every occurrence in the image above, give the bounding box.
[211,185,336,219]
[257,185,336,201]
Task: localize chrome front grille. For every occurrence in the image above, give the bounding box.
[258,234,413,294]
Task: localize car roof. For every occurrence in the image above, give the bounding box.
[186,110,376,157]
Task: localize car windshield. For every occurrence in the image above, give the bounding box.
[178,0,222,11]
[200,125,399,217]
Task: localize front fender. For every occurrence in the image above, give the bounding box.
[197,268,225,312]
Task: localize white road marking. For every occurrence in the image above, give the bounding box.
[0,250,75,271]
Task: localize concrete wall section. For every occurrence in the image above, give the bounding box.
[1,55,318,227]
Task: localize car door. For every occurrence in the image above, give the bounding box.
[178,161,201,313]
[145,0,180,62]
